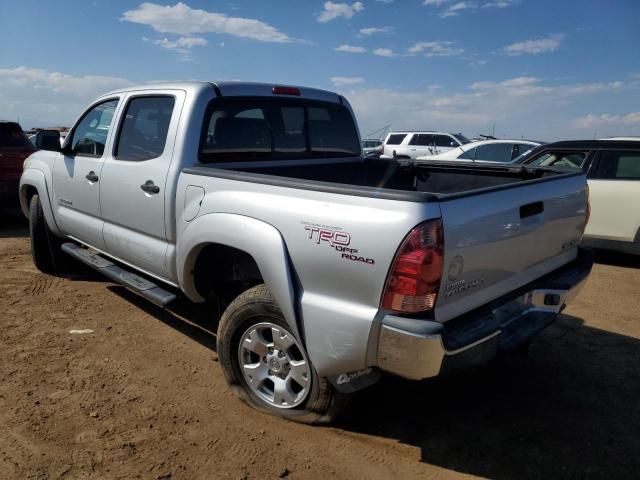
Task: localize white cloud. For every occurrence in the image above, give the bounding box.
[504,34,564,55]
[0,66,134,128]
[330,76,365,86]
[441,2,477,17]
[336,76,638,140]
[335,44,367,53]
[122,2,291,43]
[376,0,394,3]
[423,0,449,6]
[373,48,396,57]
[359,26,392,36]
[153,36,207,55]
[575,112,640,129]
[408,41,464,57]
[483,0,518,7]
[318,1,364,22]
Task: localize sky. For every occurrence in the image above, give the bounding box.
[0,0,639,140]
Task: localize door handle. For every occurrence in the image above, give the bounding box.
[140,180,160,194]
[85,171,99,182]
[520,201,544,219]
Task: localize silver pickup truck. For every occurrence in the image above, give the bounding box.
[21,81,592,423]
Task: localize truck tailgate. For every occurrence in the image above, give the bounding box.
[435,173,587,322]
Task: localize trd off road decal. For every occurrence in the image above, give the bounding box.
[302,221,375,265]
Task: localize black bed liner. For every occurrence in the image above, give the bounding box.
[183,158,583,203]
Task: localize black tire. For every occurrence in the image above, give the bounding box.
[217,284,349,424]
[29,194,69,274]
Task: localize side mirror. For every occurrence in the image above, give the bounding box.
[35,130,61,152]
[450,141,457,147]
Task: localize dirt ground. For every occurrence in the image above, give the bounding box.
[1,208,639,480]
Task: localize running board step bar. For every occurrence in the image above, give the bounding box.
[61,242,176,307]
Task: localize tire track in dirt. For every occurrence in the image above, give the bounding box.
[23,273,63,296]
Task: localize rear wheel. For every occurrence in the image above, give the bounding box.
[29,194,68,274]
[217,284,348,424]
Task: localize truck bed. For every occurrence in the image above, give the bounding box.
[183,157,587,325]
[184,157,578,201]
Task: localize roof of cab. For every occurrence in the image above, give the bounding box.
[99,81,342,103]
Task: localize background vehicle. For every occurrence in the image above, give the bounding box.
[0,121,35,207]
[29,129,69,148]
[380,131,470,160]
[361,138,383,157]
[415,139,541,164]
[22,81,591,423]
[516,140,640,255]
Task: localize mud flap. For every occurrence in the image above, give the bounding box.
[328,368,382,394]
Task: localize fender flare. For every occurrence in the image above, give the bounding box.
[177,213,300,340]
[19,168,62,236]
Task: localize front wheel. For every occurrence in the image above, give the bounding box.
[216,284,348,424]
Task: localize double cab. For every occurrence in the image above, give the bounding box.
[22,82,592,423]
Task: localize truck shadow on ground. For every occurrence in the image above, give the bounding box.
[107,286,218,352]
[338,314,640,479]
[100,283,640,479]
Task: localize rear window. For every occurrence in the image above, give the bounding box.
[525,151,587,171]
[385,134,407,145]
[199,97,360,162]
[452,133,470,145]
[0,122,31,148]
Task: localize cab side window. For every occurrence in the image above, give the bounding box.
[115,96,175,161]
[70,99,118,157]
[593,150,640,180]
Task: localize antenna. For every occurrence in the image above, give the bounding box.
[364,124,392,140]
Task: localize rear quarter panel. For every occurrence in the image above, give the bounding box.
[176,172,441,376]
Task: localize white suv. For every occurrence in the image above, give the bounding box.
[381,131,470,160]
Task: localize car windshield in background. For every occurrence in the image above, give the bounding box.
[200,98,360,162]
[452,133,470,145]
[0,122,31,148]
[385,134,407,145]
[525,151,587,170]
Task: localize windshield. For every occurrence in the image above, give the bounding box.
[0,122,32,148]
[199,97,361,162]
[452,133,470,145]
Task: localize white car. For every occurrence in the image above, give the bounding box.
[416,139,541,164]
[380,131,470,160]
[518,140,640,255]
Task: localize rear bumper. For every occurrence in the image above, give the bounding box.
[377,247,593,380]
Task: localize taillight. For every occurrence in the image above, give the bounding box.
[272,86,301,96]
[381,143,386,156]
[381,219,444,313]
